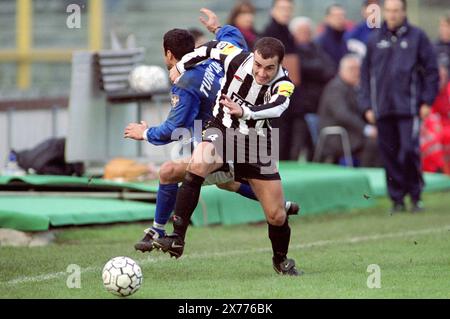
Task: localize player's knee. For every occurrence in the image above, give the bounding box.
[187,163,208,177]
[266,208,287,226]
[159,162,181,184]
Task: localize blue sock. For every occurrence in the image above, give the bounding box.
[236,183,257,201]
[154,183,179,233]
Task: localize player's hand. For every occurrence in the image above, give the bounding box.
[169,66,181,83]
[365,109,376,124]
[124,121,148,140]
[199,8,221,34]
[420,104,431,120]
[221,95,243,118]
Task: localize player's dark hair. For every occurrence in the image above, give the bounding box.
[254,37,285,63]
[163,29,195,60]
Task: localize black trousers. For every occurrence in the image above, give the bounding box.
[273,114,314,161]
[376,115,424,203]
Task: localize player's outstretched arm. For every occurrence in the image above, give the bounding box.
[124,89,200,146]
[198,8,248,52]
[240,80,295,121]
[171,41,243,81]
[199,8,221,34]
[124,121,148,141]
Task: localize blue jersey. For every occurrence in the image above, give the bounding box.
[146,25,248,145]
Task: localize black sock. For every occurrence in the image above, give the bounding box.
[172,172,205,240]
[268,218,291,265]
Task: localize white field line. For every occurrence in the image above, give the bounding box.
[2,225,449,286]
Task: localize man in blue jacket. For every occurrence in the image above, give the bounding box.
[124,9,299,251]
[360,0,439,212]
[345,0,380,58]
[316,3,348,70]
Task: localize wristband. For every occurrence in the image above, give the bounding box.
[212,25,222,34]
[143,129,149,141]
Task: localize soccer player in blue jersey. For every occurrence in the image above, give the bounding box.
[124,9,299,252]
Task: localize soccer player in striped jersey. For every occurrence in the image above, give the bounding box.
[153,37,301,276]
[124,9,300,254]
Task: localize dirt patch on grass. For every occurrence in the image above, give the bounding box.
[0,228,55,247]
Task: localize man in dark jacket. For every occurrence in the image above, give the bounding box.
[319,55,378,165]
[360,0,439,212]
[345,0,380,58]
[261,0,299,85]
[316,4,349,70]
[288,16,336,161]
[262,0,300,160]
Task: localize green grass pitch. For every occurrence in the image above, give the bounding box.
[1,192,449,299]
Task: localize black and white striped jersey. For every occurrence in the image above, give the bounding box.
[176,40,295,136]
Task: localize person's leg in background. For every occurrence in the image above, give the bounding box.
[360,137,383,167]
[376,116,407,212]
[398,116,425,212]
[289,115,314,161]
[272,113,294,161]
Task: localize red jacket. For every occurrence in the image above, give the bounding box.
[421,82,450,173]
[432,82,450,126]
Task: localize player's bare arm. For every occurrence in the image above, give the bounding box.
[199,8,221,34]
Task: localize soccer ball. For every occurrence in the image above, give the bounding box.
[128,65,169,93]
[102,256,143,297]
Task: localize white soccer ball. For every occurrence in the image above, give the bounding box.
[128,65,169,93]
[102,256,143,297]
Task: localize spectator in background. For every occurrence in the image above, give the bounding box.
[261,0,300,85]
[287,17,336,161]
[262,0,300,160]
[360,0,439,213]
[227,1,259,50]
[422,58,450,175]
[318,55,379,166]
[345,0,380,58]
[188,27,208,47]
[435,13,450,74]
[316,4,348,70]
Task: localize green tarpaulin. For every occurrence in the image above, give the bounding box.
[1,163,450,231]
[192,163,375,226]
[0,196,155,231]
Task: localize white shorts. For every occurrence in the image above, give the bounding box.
[202,163,235,186]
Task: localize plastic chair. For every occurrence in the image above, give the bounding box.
[313,126,354,167]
